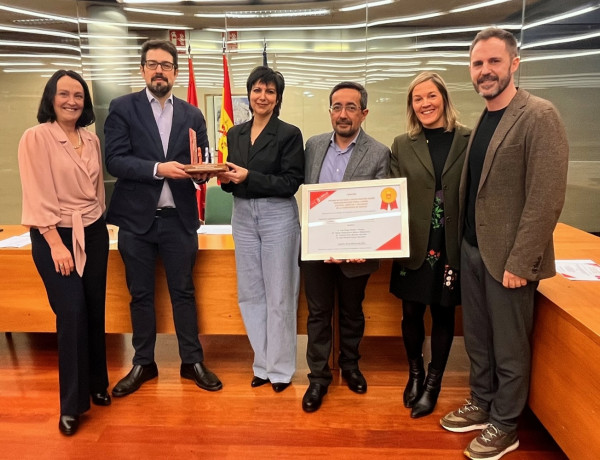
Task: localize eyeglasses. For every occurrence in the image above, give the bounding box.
[144,60,175,71]
[330,104,361,114]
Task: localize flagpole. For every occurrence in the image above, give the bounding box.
[186,38,205,221]
[263,39,268,67]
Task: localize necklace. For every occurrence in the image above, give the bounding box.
[73,130,82,150]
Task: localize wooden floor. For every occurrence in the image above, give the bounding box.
[0,333,565,459]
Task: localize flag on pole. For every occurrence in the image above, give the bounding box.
[187,48,206,221]
[217,51,234,164]
[187,52,198,106]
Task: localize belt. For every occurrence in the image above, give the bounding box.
[155,207,178,217]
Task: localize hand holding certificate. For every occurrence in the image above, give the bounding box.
[301,178,410,261]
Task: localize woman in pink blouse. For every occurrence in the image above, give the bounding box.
[18,70,110,436]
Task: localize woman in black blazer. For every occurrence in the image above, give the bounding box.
[219,67,304,392]
[389,72,471,418]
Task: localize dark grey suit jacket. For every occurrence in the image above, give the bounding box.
[304,129,391,277]
[458,89,569,282]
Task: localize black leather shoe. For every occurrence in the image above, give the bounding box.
[181,362,223,391]
[112,363,158,397]
[251,376,270,387]
[302,383,328,413]
[341,369,367,394]
[91,391,112,406]
[58,415,79,436]
[272,382,291,392]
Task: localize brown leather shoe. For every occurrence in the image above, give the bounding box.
[112,363,158,397]
[180,362,223,391]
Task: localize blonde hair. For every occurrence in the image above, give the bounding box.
[406,71,460,139]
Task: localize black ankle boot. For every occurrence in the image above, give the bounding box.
[403,356,425,408]
[411,363,443,418]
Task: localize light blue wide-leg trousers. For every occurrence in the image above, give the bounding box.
[232,196,300,383]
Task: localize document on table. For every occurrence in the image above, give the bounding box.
[555,259,600,281]
[0,232,31,248]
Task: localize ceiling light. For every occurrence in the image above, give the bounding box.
[196,9,330,19]
[0,24,77,40]
[81,45,143,50]
[51,62,83,67]
[3,68,62,73]
[340,1,394,13]
[0,53,80,60]
[0,62,43,66]
[80,34,148,41]
[523,5,600,30]
[369,11,445,26]
[0,5,77,23]
[117,1,183,4]
[407,41,472,49]
[0,40,80,52]
[521,31,600,49]
[521,50,600,62]
[450,0,511,14]
[79,17,191,30]
[124,7,183,16]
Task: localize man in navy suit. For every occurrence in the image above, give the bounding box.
[105,39,222,397]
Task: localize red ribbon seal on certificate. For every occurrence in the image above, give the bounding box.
[380,187,398,210]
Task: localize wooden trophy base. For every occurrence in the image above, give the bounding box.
[184,163,228,173]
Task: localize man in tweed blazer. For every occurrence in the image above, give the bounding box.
[440,28,569,460]
[301,82,390,413]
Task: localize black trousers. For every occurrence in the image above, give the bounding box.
[118,212,204,365]
[31,218,109,416]
[302,261,370,386]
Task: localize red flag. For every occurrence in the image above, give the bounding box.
[187,56,198,106]
[187,54,206,221]
[217,52,234,163]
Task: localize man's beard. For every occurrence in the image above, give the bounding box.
[334,118,358,139]
[148,75,171,98]
[474,71,512,100]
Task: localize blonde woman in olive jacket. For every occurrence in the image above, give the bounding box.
[389,72,471,418]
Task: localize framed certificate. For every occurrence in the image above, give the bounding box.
[301,178,410,261]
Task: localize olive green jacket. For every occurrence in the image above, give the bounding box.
[390,125,471,270]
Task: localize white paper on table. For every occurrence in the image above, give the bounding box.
[0,232,31,248]
[555,259,600,281]
[198,225,232,235]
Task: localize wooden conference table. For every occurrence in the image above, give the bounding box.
[0,224,403,335]
[1,223,599,458]
[530,223,600,459]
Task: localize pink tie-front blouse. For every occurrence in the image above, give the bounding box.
[18,121,106,276]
